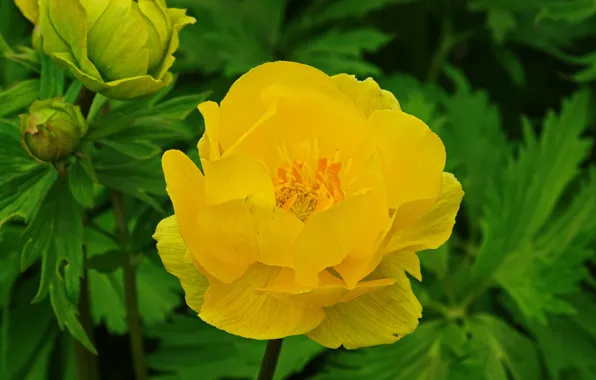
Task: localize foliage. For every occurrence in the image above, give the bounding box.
[1,0,596,379]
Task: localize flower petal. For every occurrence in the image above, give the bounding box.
[200,264,325,340]
[226,81,368,173]
[260,268,395,308]
[293,187,388,287]
[197,101,221,160]
[153,215,209,312]
[385,172,463,254]
[218,61,335,152]
[307,254,422,349]
[370,109,445,209]
[332,74,400,117]
[202,154,274,206]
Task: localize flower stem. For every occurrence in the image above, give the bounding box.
[257,339,283,380]
[111,190,148,380]
[73,247,100,380]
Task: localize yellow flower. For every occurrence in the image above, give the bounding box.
[153,61,463,349]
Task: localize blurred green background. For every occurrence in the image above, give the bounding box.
[2,0,596,379]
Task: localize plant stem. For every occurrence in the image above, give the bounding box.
[257,339,283,380]
[73,248,100,380]
[111,190,148,380]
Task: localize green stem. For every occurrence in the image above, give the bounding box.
[73,248,100,380]
[111,191,148,380]
[257,339,283,380]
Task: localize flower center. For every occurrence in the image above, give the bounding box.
[274,158,344,221]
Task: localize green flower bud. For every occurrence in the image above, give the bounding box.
[38,0,196,100]
[19,99,88,163]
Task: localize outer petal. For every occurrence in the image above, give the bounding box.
[161,150,247,283]
[218,61,335,151]
[197,101,221,160]
[370,109,446,209]
[384,172,463,254]
[332,74,400,117]
[199,264,325,340]
[153,215,209,312]
[260,268,395,308]
[202,154,274,206]
[307,254,422,349]
[153,8,196,79]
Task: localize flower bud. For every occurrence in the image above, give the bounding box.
[38,0,196,100]
[19,99,88,163]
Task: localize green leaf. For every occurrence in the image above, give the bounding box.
[86,250,127,274]
[89,258,180,333]
[536,0,596,24]
[94,155,166,212]
[87,93,109,122]
[467,315,542,380]
[0,126,57,226]
[0,284,58,380]
[441,69,509,230]
[0,79,39,117]
[146,315,326,380]
[474,90,592,278]
[98,138,162,160]
[63,80,83,104]
[300,0,417,29]
[0,226,23,307]
[291,28,392,76]
[495,168,596,322]
[39,52,65,99]
[494,49,525,86]
[487,9,517,43]
[67,159,95,208]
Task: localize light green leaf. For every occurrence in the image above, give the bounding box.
[39,52,65,99]
[63,80,84,104]
[487,9,517,43]
[0,79,39,117]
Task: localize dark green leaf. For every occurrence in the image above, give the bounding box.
[86,250,127,274]
[98,138,162,160]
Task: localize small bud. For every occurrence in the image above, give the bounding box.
[19,98,88,163]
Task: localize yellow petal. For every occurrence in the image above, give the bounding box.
[153,216,209,312]
[332,74,400,117]
[202,154,274,206]
[218,61,335,152]
[15,0,39,23]
[260,268,395,308]
[193,199,259,282]
[370,109,446,209]
[307,254,422,349]
[226,81,368,173]
[247,194,303,267]
[293,188,387,287]
[385,172,463,254]
[197,101,221,160]
[392,251,422,281]
[200,264,325,340]
[162,149,205,246]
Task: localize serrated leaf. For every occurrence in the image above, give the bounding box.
[291,28,391,76]
[467,315,541,380]
[474,90,592,278]
[0,127,57,226]
[146,315,326,380]
[67,159,95,208]
[0,79,39,117]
